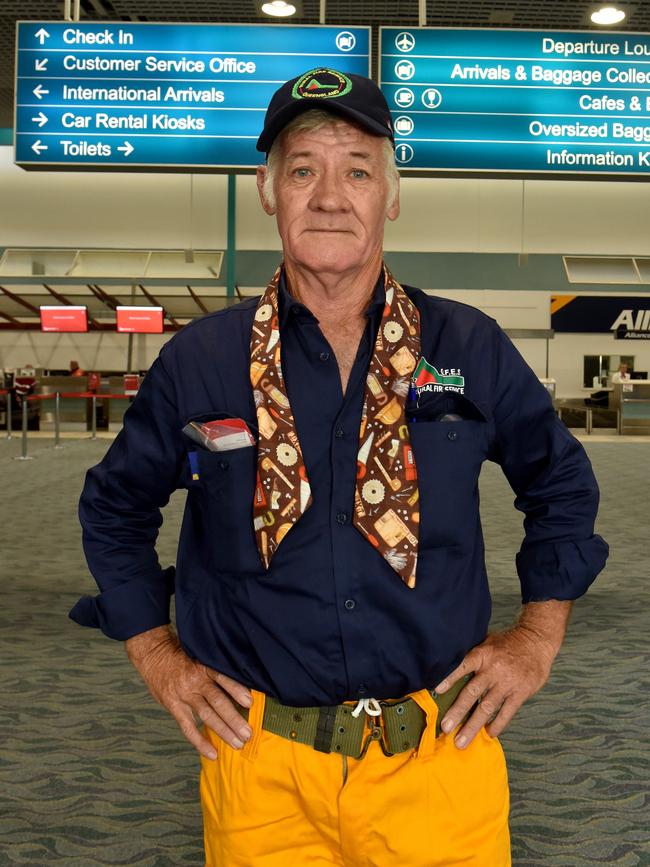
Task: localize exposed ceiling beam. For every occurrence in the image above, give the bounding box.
[89,283,121,311]
[0,285,40,315]
[137,284,179,326]
[186,284,208,315]
[0,310,21,325]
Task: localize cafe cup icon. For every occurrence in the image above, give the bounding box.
[395,88,414,107]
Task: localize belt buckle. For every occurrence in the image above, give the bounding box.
[358,715,394,759]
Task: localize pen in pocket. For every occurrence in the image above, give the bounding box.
[188,450,200,481]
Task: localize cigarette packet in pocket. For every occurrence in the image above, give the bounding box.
[182,418,255,452]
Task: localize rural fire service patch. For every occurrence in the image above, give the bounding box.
[292,68,353,100]
[413,357,465,395]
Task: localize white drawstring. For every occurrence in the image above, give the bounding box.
[351,697,383,719]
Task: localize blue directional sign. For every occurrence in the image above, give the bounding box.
[14,22,370,170]
[380,28,650,177]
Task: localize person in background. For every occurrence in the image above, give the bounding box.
[611,363,631,384]
[69,360,86,377]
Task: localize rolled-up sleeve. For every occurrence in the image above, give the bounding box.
[69,351,185,640]
[487,326,608,602]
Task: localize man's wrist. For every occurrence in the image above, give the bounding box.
[125,624,179,673]
[515,599,573,660]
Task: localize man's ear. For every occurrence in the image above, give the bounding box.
[256,165,276,215]
[387,180,400,222]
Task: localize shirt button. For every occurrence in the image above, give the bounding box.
[447,430,458,441]
[319,351,330,362]
[336,512,349,525]
[358,683,368,695]
[335,427,344,439]
[344,599,356,610]
[219,459,230,470]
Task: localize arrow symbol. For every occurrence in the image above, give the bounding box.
[117,141,134,157]
[35,58,48,72]
[31,140,48,155]
[35,28,50,44]
[33,84,49,99]
[31,112,48,128]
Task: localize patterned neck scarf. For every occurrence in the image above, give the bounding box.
[250,265,421,587]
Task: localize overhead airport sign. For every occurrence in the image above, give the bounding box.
[380,28,650,177]
[40,305,88,332]
[552,295,650,338]
[14,22,370,170]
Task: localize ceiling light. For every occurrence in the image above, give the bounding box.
[591,6,626,25]
[261,0,297,16]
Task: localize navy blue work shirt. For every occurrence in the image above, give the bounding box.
[71,270,608,706]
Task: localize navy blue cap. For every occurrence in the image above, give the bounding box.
[256,68,394,154]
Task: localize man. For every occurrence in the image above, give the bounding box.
[69,359,85,377]
[71,69,608,866]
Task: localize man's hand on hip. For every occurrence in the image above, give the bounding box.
[125,625,253,760]
[434,599,573,749]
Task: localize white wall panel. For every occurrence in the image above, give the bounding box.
[235,174,281,251]
[4,146,650,256]
[0,148,227,249]
[428,289,548,329]
[384,178,480,252]
[0,329,169,373]
[522,180,650,256]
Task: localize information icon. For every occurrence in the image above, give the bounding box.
[395,143,414,164]
[394,60,415,80]
[395,32,415,52]
[422,88,442,109]
[394,88,415,108]
[336,31,356,51]
[394,116,414,136]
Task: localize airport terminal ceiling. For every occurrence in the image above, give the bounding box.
[2,0,650,128]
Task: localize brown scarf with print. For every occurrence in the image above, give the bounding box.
[250,266,421,587]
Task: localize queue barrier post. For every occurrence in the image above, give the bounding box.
[3,391,11,441]
[54,392,62,448]
[91,394,97,440]
[15,396,33,461]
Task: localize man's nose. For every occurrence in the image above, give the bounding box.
[309,170,349,211]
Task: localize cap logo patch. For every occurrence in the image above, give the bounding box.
[292,68,352,100]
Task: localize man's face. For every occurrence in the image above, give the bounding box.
[257,119,399,277]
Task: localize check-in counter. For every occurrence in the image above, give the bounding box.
[37,376,90,430]
[35,374,139,432]
[104,376,135,432]
[610,381,650,435]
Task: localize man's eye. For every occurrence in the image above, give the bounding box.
[293,168,311,178]
[351,169,369,179]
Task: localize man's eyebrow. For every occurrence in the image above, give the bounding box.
[285,149,374,161]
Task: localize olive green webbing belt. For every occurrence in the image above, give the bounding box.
[237,675,472,759]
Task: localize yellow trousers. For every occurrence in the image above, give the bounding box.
[200,688,511,866]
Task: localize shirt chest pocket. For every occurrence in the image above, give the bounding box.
[189,446,265,574]
[408,420,488,550]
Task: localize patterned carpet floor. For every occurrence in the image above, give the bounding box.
[0,435,648,866]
